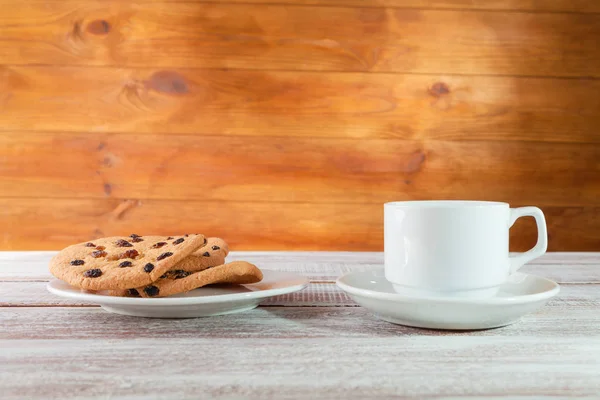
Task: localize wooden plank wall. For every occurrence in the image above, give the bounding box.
[0,0,598,251]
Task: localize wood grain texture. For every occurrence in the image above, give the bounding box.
[1,132,598,204]
[1,67,599,142]
[1,312,600,399]
[1,2,598,252]
[0,199,598,251]
[1,3,599,76]
[2,251,599,282]
[184,1,600,13]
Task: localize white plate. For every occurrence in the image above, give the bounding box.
[47,270,308,318]
[336,270,559,330]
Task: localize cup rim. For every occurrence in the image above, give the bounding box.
[384,200,509,208]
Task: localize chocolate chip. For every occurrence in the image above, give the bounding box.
[157,252,173,261]
[121,249,139,259]
[152,242,167,249]
[159,270,190,280]
[144,263,154,273]
[119,261,133,268]
[166,236,174,240]
[91,250,107,258]
[202,252,210,257]
[211,245,220,250]
[173,270,191,279]
[115,239,133,247]
[130,234,143,243]
[127,288,140,297]
[172,238,184,245]
[144,285,159,297]
[95,245,105,250]
[85,242,96,247]
[70,259,85,266]
[83,269,102,278]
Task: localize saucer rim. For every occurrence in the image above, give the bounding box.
[336,270,560,305]
[47,269,309,306]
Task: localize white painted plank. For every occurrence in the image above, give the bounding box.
[1,333,599,399]
[1,288,599,339]
[1,281,598,308]
[0,251,599,283]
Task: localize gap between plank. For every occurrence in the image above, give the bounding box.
[0,304,361,308]
[1,129,599,146]
[8,0,600,15]
[198,1,600,15]
[0,196,596,209]
[0,65,598,82]
[0,280,598,284]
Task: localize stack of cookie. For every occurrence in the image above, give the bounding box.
[49,234,263,298]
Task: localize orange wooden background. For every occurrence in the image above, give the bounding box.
[0,0,599,251]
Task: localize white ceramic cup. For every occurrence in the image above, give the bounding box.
[384,201,547,298]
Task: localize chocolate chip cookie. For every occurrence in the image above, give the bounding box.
[174,237,229,273]
[111,261,263,298]
[49,234,206,290]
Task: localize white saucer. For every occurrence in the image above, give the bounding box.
[336,270,559,330]
[47,270,308,318]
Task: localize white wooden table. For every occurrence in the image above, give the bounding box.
[1,252,599,399]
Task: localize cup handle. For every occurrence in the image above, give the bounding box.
[509,207,548,274]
